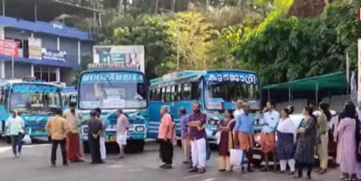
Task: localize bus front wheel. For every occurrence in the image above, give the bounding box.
[82,141,90,153]
[6,136,11,144]
[125,140,144,153]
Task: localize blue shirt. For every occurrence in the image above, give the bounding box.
[261,110,280,133]
[234,113,254,134]
[180,114,190,139]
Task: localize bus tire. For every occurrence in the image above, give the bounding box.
[1,120,4,138]
[125,140,144,153]
[82,141,90,153]
[135,140,145,153]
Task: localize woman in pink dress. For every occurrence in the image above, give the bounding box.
[334,101,361,181]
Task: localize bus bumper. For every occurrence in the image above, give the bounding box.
[80,124,147,142]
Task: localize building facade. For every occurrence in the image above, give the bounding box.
[0,16,93,85]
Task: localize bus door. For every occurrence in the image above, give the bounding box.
[147,86,172,139]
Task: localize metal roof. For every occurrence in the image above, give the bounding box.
[263,71,347,91]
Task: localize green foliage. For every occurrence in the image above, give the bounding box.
[167,12,214,70]
[104,15,173,78]
[233,0,359,85]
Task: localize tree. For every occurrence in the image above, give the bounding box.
[104,15,173,78]
[167,12,214,70]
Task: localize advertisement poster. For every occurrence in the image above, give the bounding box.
[93,45,145,73]
[0,39,18,57]
[28,38,42,59]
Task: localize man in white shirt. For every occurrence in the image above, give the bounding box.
[5,110,25,158]
[233,100,244,119]
[260,101,280,171]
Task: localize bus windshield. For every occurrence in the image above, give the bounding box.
[10,84,62,114]
[79,71,147,110]
[204,72,260,109]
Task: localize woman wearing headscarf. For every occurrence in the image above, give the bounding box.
[334,101,361,181]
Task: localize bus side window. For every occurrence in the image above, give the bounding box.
[165,86,171,102]
[149,89,154,101]
[191,82,200,99]
[161,87,166,102]
[174,84,179,101]
[170,85,176,102]
[183,83,191,100]
[156,88,161,101]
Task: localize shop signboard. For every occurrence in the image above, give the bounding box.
[0,39,18,57]
[42,48,66,61]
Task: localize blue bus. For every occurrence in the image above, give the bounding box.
[77,68,148,152]
[62,86,77,109]
[148,70,261,143]
[0,80,63,142]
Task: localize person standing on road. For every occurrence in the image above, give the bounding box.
[116,109,129,159]
[234,103,254,172]
[45,108,69,167]
[5,110,25,158]
[260,101,280,172]
[187,103,207,173]
[158,106,174,169]
[63,102,84,162]
[95,108,108,160]
[334,101,361,181]
[276,108,297,174]
[87,110,104,164]
[233,100,244,119]
[294,106,317,179]
[217,109,235,172]
[316,102,331,175]
[179,107,190,164]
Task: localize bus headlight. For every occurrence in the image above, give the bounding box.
[82,126,88,135]
[135,126,144,132]
[208,119,219,126]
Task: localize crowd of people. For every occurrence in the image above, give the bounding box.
[157,100,361,181]
[4,99,361,180]
[44,102,129,166]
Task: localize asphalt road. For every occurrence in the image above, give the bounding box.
[0,141,341,181]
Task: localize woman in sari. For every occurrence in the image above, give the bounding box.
[218,110,236,172]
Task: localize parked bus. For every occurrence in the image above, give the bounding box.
[148,70,261,143]
[77,67,148,152]
[0,80,63,142]
[62,86,77,109]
